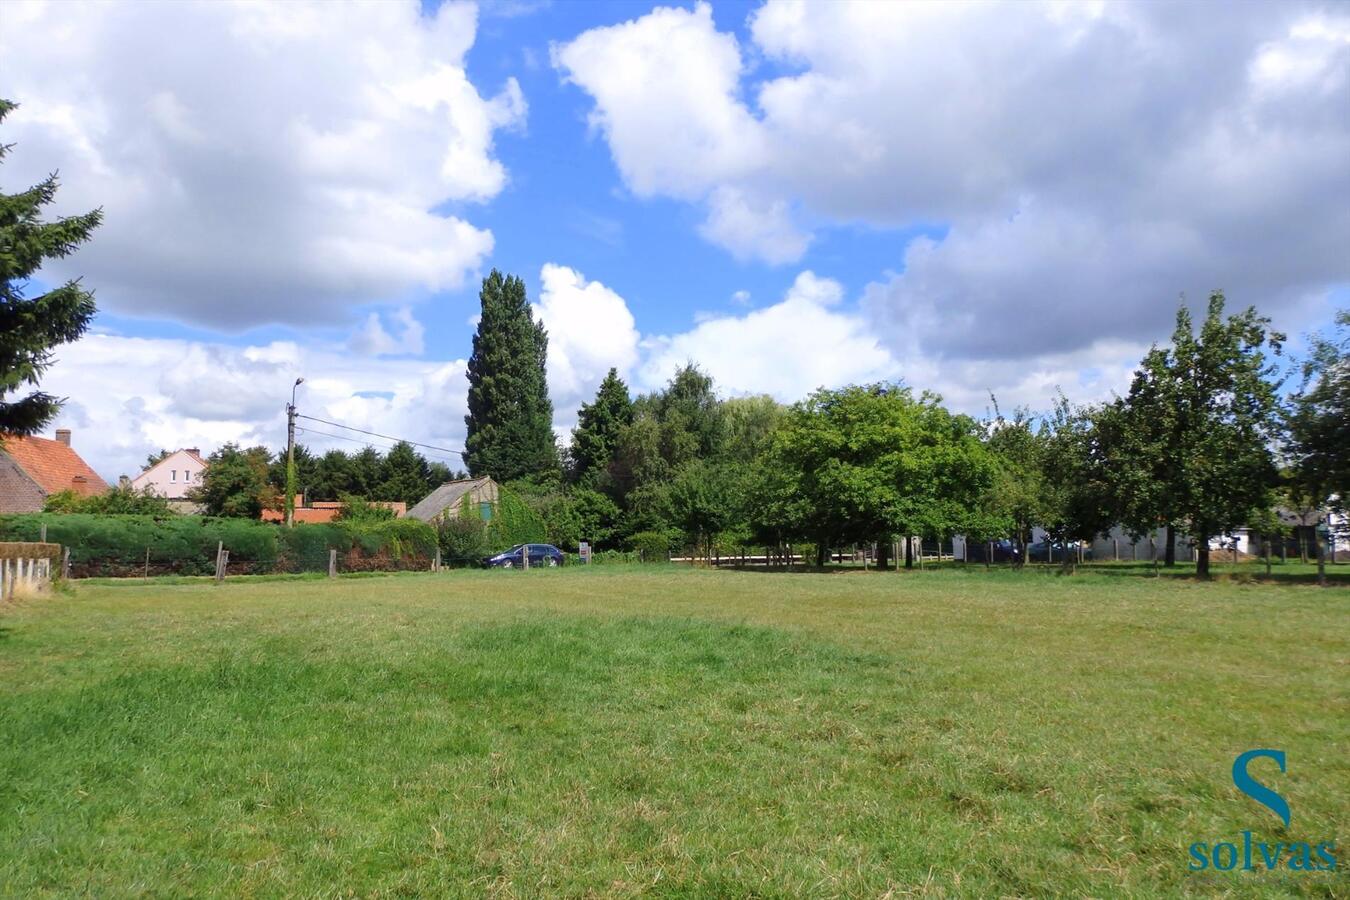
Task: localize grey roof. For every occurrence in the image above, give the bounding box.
[406,477,492,522]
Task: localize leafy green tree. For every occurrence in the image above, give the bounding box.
[984,402,1049,566]
[654,364,724,466]
[1038,398,1117,570]
[191,444,277,518]
[144,449,171,469]
[568,368,632,485]
[571,487,620,547]
[720,394,784,464]
[753,384,1002,567]
[1113,293,1285,577]
[377,441,431,506]
[0,99,103,436]
[1285,310,1349,581]
[665,459,742,560]
[1286,310,1349,528]
[464,270,558,482]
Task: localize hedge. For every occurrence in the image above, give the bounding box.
[0,514,437,577]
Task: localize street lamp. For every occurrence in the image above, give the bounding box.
[285,377,305,527]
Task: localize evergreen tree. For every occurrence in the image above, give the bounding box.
[464,270,558,482]
[378,441,432,505]
[568,368,632,484]
[0,99,103,436]
[350,446,384,497]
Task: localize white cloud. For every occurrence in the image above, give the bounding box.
[41,265,1160,482]
[638,271,897,401]
[43,333,470,482]
[532,264,641,417]
[348,307,426,357]
[555,1,1350,356]
[1,0,525,329]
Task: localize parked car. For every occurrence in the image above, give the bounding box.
[1027,539,1094,563]
[964,538,1021,563]
[483,543,564,569]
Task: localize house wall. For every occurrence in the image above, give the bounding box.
[131,450,206,499]
[0,454,46,513]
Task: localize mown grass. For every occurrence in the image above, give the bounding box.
[1,566,1346,896]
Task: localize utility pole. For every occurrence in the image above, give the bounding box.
[286,377,304,528]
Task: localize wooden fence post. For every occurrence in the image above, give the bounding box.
[62,546,71,580]
[328,549,337,578]
[40,524,47,543]
[216,550,229,582]
[434,547,441,572]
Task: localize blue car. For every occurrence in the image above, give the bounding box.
[483,543,564,569]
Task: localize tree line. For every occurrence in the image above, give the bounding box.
[461,272,1347,578]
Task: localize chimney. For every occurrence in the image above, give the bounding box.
[119,475,131,489]
[186,447,200,456]
[55,429,71,446]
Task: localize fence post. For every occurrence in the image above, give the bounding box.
[61,546,71,580]
[1113,538,1119,562]
[40,523,47,543]
[217,550,229,582]
[328,549,337,578]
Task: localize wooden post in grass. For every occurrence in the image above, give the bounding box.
[144,547,150,579]
[40,523,47,543]
[1113,538,1119,562]
[61,546,70,580]
[328,549,337,578]
[217,550,229,582]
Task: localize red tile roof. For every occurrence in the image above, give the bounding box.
[0,434,109,498]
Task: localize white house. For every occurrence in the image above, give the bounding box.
[131,448,207,499]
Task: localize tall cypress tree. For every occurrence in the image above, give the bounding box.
[464,270,558,481]
[568,368,632,485]
[0,99,103,435]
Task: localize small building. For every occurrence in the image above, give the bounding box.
[0,430,109,513]
[131,448,207,499]
[406,477,498,524]
[260,494,407,524]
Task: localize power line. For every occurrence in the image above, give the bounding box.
[294,425,464,466]
[294,413,466,458]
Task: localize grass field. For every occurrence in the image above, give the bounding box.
[2,566,1346,897]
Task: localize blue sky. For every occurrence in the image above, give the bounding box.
[3,0,1347,479]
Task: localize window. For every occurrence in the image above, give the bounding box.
[171,470,177,481]
[479,501,493,522]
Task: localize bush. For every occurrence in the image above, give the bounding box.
[628,529,674,562]
[438,514,490,566]
[0,513,437,577]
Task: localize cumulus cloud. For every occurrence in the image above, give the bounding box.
[638,271,897,401]
[348,307,427,357]
[42,264,1160,481]
[532,263,641,417]
[555,1,1350,357]
[42,332,472,482]
[1,0,525,329]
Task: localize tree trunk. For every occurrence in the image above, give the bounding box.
[816,544,827,568]
[877,540,892,571]
[1164,524,1176,567]
[1264,540,1271,578]
[1196,546,1211,579]
[905,537,914,570]
[1317,533,1326,587]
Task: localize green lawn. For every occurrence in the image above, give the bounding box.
[2,567,1346,896]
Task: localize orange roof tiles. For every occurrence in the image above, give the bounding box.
[0,434,109,498]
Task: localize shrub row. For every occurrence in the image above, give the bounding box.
[0,514,437,578]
